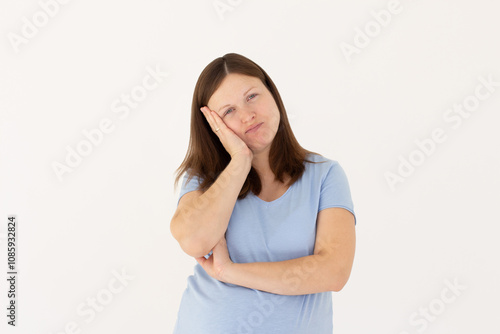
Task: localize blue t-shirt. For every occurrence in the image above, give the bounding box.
[173,153,356,334]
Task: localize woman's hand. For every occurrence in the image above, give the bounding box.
[200,106,253,160]
[195,235,233,283]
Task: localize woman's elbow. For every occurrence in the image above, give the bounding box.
[328,267,352,292]
[180,237,213,258]
[330,279,348,292]
[170,219,212,258]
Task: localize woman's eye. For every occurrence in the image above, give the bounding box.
[223,94,256,116]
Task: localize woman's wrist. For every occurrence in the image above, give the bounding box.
[221,261,236,284]
[231,149,253,165]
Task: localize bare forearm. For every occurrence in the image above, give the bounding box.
[173,154,252,257]
[223,254,345,295]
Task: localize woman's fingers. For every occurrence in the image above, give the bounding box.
[200,107,221,134]
[209,110,222,133]
[200,105,253,159]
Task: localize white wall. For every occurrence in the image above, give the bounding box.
[1,0,499,333]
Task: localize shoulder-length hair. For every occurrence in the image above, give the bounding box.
[174,53,324,199]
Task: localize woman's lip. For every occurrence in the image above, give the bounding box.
[246,122,263,133]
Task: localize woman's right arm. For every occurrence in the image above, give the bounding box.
[170,106,253,258]
[170,152,252,258]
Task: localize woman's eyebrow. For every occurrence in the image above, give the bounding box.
[217,87,256,113]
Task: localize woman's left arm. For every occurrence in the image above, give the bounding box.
[196,207,356,296]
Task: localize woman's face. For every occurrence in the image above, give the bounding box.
[207,73,281,156]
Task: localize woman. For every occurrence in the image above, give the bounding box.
[170,53,356,333]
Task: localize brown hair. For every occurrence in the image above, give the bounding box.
[174,53,325,199]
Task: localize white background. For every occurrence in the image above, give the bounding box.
[1,0,499,333]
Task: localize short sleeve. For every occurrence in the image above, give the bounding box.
[177,172,203,207]
[318,161,356,225]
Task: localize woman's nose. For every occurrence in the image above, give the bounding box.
[240,108,255,123]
